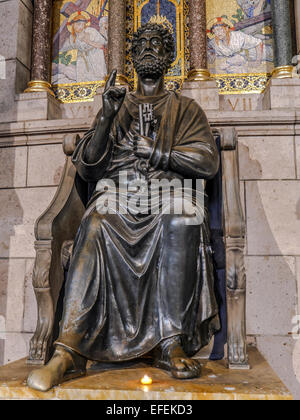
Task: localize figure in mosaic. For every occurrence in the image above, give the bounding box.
[53,10,107,84]
[237,0,271,18]
[27,22,220,392]
[207,17,273,74]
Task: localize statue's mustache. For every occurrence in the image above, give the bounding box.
[140,52,157,60]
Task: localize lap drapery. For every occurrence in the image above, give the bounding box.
[56,191,220,362]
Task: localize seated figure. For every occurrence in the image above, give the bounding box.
[27,22,220,392]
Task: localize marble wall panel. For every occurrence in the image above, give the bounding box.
[27,144,65,187]
[16,0,32,70]
[0,146,27,188]
[182,81,220,111]
[0,187,56,258]
[0,260,9,323]
[246,181,300,256]
[246,256,297,336]
[0,59,30,123]
[296,136,300,180]
[238,137,296,180]
[297,258,300,317]
[257,336,300,400]
[0,0,32,68]
[0,0,18,62]
[5,259,27,333]
[267,79,300,109]
[3,332,31,365]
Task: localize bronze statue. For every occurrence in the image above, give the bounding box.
[27,23,220,392]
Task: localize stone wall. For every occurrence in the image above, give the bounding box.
[0,0,33,123]
[206,104,300,399]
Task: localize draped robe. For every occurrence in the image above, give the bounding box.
[56,91,221,362]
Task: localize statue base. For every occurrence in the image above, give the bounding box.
[0,347,292,400]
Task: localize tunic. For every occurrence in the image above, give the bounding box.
[56,91,221,362]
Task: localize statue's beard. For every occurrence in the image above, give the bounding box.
[133,56,168,79]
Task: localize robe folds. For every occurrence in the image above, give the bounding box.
[55,91,221,362]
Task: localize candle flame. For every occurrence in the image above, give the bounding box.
[141,375,152,385]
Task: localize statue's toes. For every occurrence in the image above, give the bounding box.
[171,358,201,379]
[27,368,59,392]
[172,358,187,372]
[189,359,201,372]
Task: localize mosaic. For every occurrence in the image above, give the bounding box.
[126,0,188,90]
[52,0,109,102]
[207,0,273,94]
[51,0,275,102]
[207,0,273,75]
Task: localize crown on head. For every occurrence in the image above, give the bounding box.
[148,15,174,34]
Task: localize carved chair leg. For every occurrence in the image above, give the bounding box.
[226,237,250,369]
[27,288,54,365]
[27,242,54,365]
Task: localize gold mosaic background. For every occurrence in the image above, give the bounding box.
[51,0,274,102]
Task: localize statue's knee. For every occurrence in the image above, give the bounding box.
[163,197,204,228]
[164,212,202,230]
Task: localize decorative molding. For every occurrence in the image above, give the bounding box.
[25,81,55,96]
[188,68,211,82]
[212,73,272,95]
[272,65,293,79]
[0,110,299,147]
[53,81,105,103]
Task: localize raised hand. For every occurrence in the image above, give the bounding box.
[102,69,126,121]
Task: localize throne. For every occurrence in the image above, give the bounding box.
[27,126,249,371]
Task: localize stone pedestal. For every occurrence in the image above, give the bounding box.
[16,92,62,122]
[182,80,219,111]
[0,347,292,400]
[262,78,300,109]
[220,94,266,112]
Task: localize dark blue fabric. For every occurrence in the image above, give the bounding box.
[206,135,227,360]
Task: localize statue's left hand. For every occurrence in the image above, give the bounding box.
[127,129,154,159]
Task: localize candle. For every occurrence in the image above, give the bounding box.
[141,375,153,385]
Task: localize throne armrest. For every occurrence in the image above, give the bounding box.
[218,127,245,239]
[215,127,249,370]
[28,133,86,364]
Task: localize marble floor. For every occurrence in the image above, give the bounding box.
[0,347,292,400]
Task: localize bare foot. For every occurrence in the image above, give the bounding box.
[153,336,201,379]
[27,347,86,392]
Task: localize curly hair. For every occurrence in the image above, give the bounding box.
[131,23,175,71]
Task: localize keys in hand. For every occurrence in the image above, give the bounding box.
[126,128,154,159]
